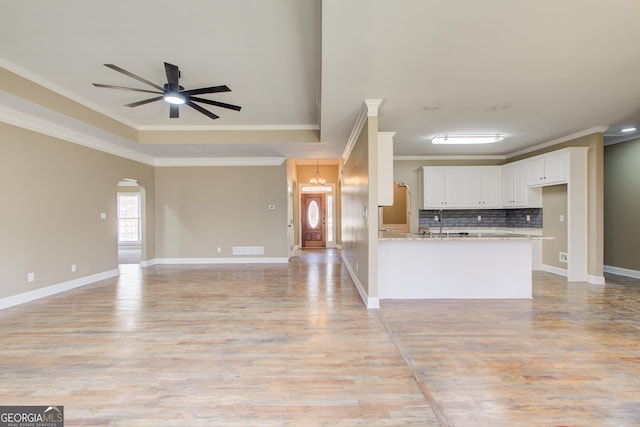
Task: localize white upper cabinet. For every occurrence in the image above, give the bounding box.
[467,166,501,208]
[422,167,447,208]
[421,166,501,209]
[503,162,541,208]
[526,151,568,186]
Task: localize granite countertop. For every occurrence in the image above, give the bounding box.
[379,228,552,241]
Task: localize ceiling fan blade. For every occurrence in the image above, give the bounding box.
[190,96,242,111]
[104,64,165,91]
[92,83,162,95]
[164,62,180,91]
[169,104,179,119]
[124,96,163,107]
[182,85,231,96]
[186,100,219,120]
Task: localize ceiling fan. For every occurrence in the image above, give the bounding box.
[92,62,241,120]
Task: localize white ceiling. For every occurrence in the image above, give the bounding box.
[1,0,640,161]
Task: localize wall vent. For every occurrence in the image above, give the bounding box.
[233,246,265,255]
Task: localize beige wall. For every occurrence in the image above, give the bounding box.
[154,165,288,259]
[542,185,568,268]
[341,117,375,297]
[0,122,155,299]
[604,137,640,271]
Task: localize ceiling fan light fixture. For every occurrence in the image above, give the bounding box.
[164,93,185,105]
[432,134,504,144]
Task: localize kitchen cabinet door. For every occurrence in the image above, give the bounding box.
[467,167,500,208]
[421,167,446,209]
[526,152,568,186]
[503,163,528,207]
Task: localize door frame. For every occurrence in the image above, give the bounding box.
[299,183,337,248]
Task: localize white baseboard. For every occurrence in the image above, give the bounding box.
[541,265,606,284]
[340,252,379,309]
[587,275,606,285]
[541,264,568,277]
[604,265,640,279]
[154,257,289,264]
[0,269,120,310]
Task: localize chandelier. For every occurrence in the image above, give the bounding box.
[310,159,325,185]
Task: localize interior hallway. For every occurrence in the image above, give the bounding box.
[0,250,638,426]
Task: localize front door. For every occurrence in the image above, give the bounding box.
[302,193,325,248]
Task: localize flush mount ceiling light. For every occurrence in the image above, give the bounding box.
[621,127,637,133]
[432,134,504,144]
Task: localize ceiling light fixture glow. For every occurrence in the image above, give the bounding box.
[164,93,185,105]
[621,127,637,133]
[432,134,504,144]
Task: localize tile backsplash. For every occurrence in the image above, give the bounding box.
[419,208,542,229]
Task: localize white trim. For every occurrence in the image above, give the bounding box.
[0,57,138,128]
[604,265,640,279]
[541,264,568,278]
[138,124,319,131]
[0,269,119,310]
[364,99,383,117]
[587,275,606,285]
[506,127,608,158]
[140,259,157,267]
[154,257,289,264]
[0,105,155,165]
[154,157,286,167]
[341,252,380,309]
[394,155,507,161]
[343,103,368,164]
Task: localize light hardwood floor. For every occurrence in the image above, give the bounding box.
[1,249,639,426]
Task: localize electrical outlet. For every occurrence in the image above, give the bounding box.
[434,215,439,222]
[559,214,565,222]
[477,215,482,221]
[71,264,77,272]
[559,252,568,263]
[526,215,531,222]
[27,272,35,282]
[217,247,222,253]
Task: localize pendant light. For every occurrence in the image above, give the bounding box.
[310,159,325,185]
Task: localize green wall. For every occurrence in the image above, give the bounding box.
[604,138,640,271]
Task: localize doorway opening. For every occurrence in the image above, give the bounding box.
[117,179,145,265]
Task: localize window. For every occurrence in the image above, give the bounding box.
[117,193,141,243]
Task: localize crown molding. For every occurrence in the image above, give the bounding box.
[506,127,609,158]
[0,57,139,128]
[394,155,507,161]
[154,157,286,167]
[138,124,319,132]
[0,105,155,165]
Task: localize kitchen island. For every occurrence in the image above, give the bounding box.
[378,230,547,299]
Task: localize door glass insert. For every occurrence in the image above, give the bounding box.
[308,200,319,228]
